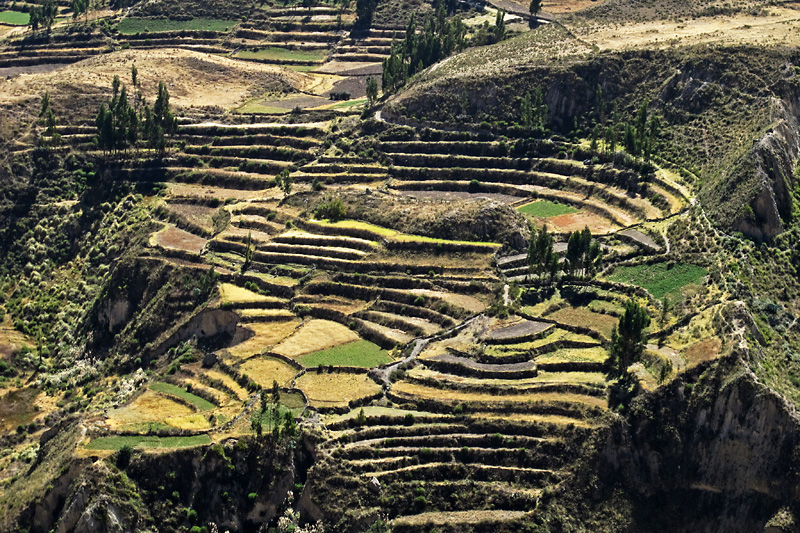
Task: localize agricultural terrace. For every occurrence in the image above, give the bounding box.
[0,4,733,528]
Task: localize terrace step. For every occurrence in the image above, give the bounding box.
[325,423,473,446]
[341,432,553,452]
[354,310,440,337]
[259,242,370,261]
[423,353,537,379]
[230,215,284,235]
[361,462,559,484]
[237,308,296,323]
[392,510,533,531]
[272,230,379,252]
[405,371,607,397]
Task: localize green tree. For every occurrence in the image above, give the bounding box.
[38,92,59,146]
[493,10,506,43]
[529,0,542,16]
[608,300,651,376]
[365,76,378,105]
[131,63,139,87]
[355,0,378,28]
[242,231,253,273]
[527,225,554,280]
[276,169,293,198]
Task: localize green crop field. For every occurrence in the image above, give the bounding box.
[149,382,216,411]
[236,47,328,63]
[0,11,29,25]
[517,200,578,218]
[85,434,211,450]
[607,262,708,299]
[117,17,236,34]
[298,340,391,368]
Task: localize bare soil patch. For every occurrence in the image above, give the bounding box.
[152,225,207,254]
[683,337,722,367]
[398,190,521,205]
[545,211,617,234]
[487,319,551,341]
[0,387,39,433]
[0,48,309,110]
[313,61,382,76]
[0,63,67,78]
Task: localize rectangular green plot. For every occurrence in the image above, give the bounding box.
[85,434,211,450]
[149,382,216,411]
[117,17,236,34]
[298,340,391,368]
[0,11,29,25]
[607,262,707,299]
[517,200,578,218]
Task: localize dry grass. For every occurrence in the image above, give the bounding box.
[548,307,618,340]
[535,346,608,364]
[163,203,217,234]
[0,48,310,109]
[0,314,32,359]
[225,320,302,359]
[204,369,249,400]
[393,510,531,526]
[483,328,598,357]
[410,366,607,387]
[683,337,722,367]
[471,411,596,428]
[392,381,607,409]
[166,183,269,202]
[407,289,487,314]
[569,6,800,51]
[295,371,381,408]
[273,319,360,358]
[240,355,299,388]
[106,390,196,431]
[219,283,286,306]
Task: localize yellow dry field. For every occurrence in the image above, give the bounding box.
[166,413,213,431]
[240,355,299,388]
[273,319,360,358]
[483,328,598,357]
[409,366,606,387]
[219,283,286,306]
[204,369,248,400]
[571,7,800,51]
[392,381,607,409]
[236,309,296,320]
[471,411,595,428]
[296,372,382,408]
[0,48,310,108]
[226,320,302,358]
[535,346,608,364]
[106,390,198,430]
[393,510,531,527]
[166,183,269,202]
[407,289,487,314]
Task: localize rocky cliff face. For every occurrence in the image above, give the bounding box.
[599,352,800,532]
[728,99,800,241]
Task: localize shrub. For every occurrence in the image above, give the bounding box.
[468,179,481,192]
[315,197,347,221]
[115,445,133,469]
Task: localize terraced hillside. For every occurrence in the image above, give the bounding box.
[3,0,800,531]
